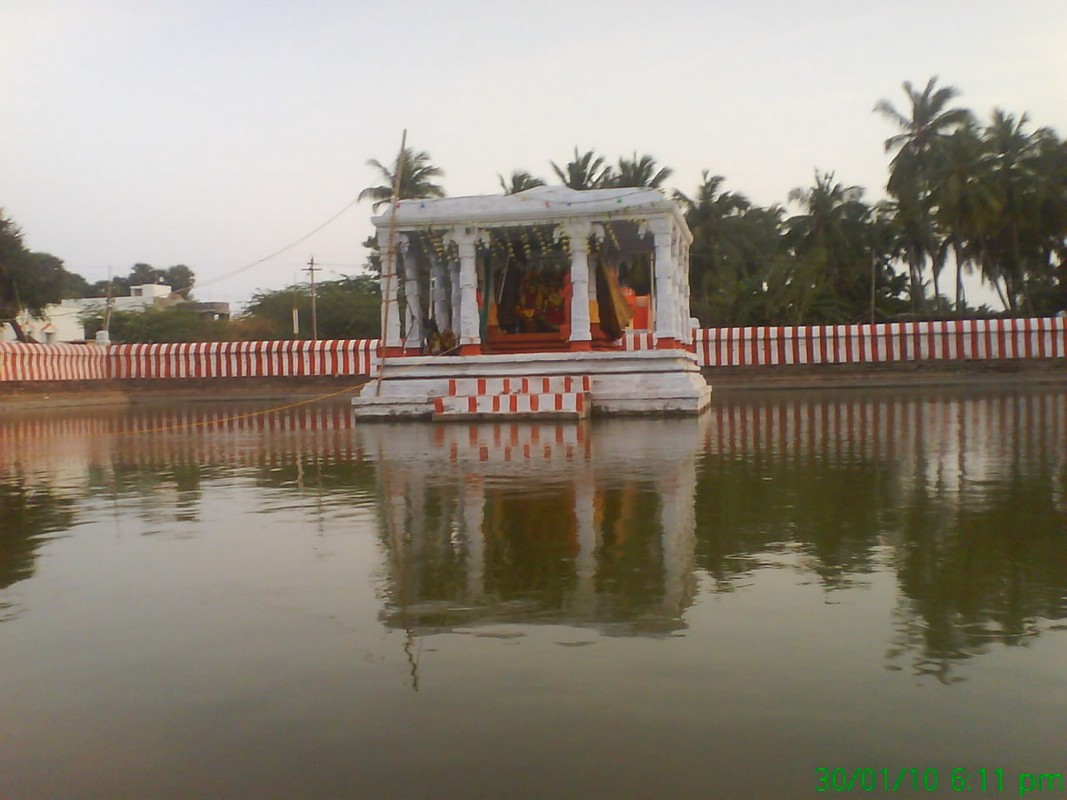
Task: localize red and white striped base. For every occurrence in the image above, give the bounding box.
[432,375,591,420]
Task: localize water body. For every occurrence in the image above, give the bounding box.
[1,388,1064,799]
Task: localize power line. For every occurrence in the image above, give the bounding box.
[195,196,363,290]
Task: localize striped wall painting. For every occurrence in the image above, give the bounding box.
[1,318,1064,383]
[690,318,1066,367]
[0,342,109,381]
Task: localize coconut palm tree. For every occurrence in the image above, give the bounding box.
[611,153,673,189]
[550,148,614,190]
[981,110,1050,311]
[875,77,974,311]
[1031,132,1067,260]
[875,77,974,196]
[927,126,1000,311]
[883,197,943,311]
[497,170,545,195]
[358,147,446,211]
[1027,131,1067,313]
[786,171,874,317]
[675,172,798,325]
[865,204,908,323]
[674,172,752,297]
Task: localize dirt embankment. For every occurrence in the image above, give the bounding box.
[0,377,371,410]
[706,359,1067,391]
[0,361,1063,410]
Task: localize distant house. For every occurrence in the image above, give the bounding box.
[0,284,230,343]
[183,302,231,323]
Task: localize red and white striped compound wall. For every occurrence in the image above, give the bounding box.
[108,339,379,380]
[0,342,109,381]
[2,320,1065,383]
[692,318,1067,367]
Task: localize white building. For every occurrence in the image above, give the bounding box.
[1,284,214,343]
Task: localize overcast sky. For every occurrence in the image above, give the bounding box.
[3,0,1066,308]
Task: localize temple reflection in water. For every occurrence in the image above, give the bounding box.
[357,418,704,637]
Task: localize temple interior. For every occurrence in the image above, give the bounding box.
[394,220,655,355]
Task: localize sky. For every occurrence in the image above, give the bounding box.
[3,0,1066,310]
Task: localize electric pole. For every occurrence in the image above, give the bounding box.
[304,255,318,340]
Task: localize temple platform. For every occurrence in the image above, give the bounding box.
[352,349,711,420]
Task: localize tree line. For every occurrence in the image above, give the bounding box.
[0,212,381,342]
[0,219,213,342]
[2,77,1063,342]
[361,76,1066,325]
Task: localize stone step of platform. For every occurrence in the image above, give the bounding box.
[446,375,592,397]
[432,375,592,420]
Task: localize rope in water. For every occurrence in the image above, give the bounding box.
[115,382,365,435]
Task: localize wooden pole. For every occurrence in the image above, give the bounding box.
[304,255,318,340]
[870,251,877,325]
[375,130,407,395]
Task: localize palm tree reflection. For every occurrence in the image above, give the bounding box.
[701,390,1067,681]
[0,478,75,620]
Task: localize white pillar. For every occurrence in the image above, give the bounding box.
[670,228,684,342]
[400,236,422,350]
[647,217,678,345]
[378,228,402,350]
[679,240,692,345]
[449,260,462,335]
[431,257,450,332]
[657,459,698,616]
[445,227,484,352]
[463,474,485,602]
[384,465,409,560]
[558,221,592,347]
[574,471,598,613]
[408,468,427,556]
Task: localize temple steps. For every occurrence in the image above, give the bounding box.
[432,375,591,421]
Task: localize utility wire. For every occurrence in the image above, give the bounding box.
[195,196,363,290]
[72,189,656,293]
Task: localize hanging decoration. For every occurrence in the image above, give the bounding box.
[482,230,498,258]
[533,226,551,256]
[559,231,572,258]
[519,228,534,262]
[416,230,435,264]
[605,221,622,254]
[425,225,449,263]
